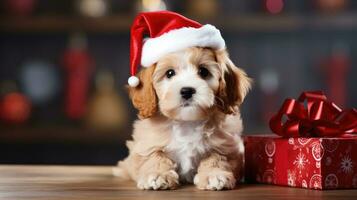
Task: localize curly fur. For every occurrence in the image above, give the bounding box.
[114,47,251,190]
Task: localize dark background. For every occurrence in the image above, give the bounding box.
[0,0,356,165]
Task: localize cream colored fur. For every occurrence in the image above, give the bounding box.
[114,47,251,190]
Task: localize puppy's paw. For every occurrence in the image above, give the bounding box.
[137,170,179,190]
[194,170,236,190]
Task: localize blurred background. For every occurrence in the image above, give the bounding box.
[0,0,356,165]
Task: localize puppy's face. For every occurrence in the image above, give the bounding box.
[128,47,251,121]
[152,48,220,121]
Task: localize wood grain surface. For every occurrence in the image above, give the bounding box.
[0,165,356,200]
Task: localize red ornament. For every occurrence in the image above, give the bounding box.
[265,0,284,14]
[1,92,31,124]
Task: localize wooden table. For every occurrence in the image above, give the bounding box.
[0,165,356,200]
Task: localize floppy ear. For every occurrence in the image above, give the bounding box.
[215,50,252,114]
[127,66,158,119]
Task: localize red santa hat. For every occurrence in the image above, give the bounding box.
[128,11,226,87]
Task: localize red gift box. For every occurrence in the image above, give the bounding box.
[244,91,356,190]
[244,135,357,190]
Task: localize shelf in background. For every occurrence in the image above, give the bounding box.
[0,15,132,33]
[0,126,130,144]
[1,13,357,33]
[199,13,357,32]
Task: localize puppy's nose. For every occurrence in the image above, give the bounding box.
[180,87,196,100]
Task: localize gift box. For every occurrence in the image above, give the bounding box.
[244,135,357,189]
[244,91,356,190]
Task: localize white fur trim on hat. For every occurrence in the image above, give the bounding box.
[128,76,140,87]
[141,24,225,67]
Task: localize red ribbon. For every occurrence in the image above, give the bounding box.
[269,91,357,137]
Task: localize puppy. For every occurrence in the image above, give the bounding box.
[114,47,251,190]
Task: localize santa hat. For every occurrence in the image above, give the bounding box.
[128,11,226,87]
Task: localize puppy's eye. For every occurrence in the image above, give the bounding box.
[165,69,176,79]
[198,65,210,79]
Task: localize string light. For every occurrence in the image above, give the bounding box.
[79,0,108,18]
[141,0,166,12]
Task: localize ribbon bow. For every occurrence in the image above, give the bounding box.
[269,91,357,137]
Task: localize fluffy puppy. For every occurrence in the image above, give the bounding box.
[114,47,251,190]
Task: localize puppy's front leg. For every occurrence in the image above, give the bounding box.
[194,153,236,190]
[137,151,179,190]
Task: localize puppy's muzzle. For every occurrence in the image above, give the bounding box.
[180,87,196,100]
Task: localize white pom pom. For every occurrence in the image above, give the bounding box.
[128,76,140,87]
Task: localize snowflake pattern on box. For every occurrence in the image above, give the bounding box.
[293,150,309,174]
[340,155,353,174]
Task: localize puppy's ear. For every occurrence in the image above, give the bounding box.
[215,50,252,114]
[127,66,158,119]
